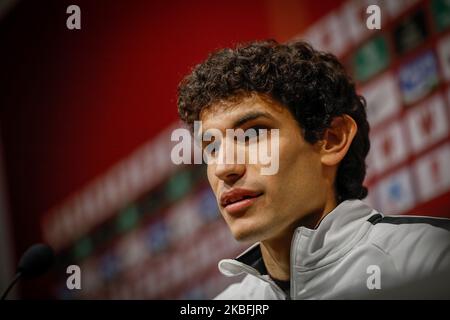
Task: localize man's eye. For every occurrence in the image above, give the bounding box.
[244,126,268,142]
[232,126,268,144]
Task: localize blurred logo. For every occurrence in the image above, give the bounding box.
[146,220,169,254]
[413,144,450,203]
[399,51,439,104]
[375,168,416,214]
[360,72,401,128]
[406,94,449,153]
[370,121,409,174]
[437,34,450,82]
[393,9,428,55]
[431,0,450,32]
[353,35,390,82]
[197,188,220,222]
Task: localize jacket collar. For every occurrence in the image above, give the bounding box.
[218,199,379,276]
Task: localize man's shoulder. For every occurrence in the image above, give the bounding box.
[367,213,450,232]
[365,213,450,272]
[367,213,450,244]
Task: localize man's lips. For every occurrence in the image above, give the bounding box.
[220,188,263,214]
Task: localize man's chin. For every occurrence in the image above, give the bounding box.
[224,209,271,242]
[229,225,266,243]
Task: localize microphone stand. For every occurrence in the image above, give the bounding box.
[1,272,22,300]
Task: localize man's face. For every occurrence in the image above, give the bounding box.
[201,94,329,243]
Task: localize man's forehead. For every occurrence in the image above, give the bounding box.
[200,94,283,129]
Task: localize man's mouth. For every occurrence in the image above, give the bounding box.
[220,188,263,215]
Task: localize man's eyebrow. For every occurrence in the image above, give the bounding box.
[231,111,275,128]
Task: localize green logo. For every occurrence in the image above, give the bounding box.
[432,0,450,31]
[353,35,390,82]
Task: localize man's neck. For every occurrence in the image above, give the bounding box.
[260,197,338,281]
[260,232,292,281]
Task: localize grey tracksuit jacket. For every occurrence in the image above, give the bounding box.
[215,200,450,299]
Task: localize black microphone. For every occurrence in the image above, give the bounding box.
[1,243,55,300]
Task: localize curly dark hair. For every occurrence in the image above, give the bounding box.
[177,40,370,202]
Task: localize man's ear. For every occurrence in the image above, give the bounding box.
[320,114,357,166]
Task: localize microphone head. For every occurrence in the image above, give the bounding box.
[17,243,55,278]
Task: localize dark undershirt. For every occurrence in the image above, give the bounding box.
[270,277,291,299]
[242,248,291,299]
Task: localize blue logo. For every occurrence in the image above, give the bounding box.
[399,51,439,104]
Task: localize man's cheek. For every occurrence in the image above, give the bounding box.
[206,165,215,186]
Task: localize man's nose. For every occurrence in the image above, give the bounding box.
[214,141,246,184]
[214,161,246,185]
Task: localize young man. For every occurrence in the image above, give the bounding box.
[177,40,450,299]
